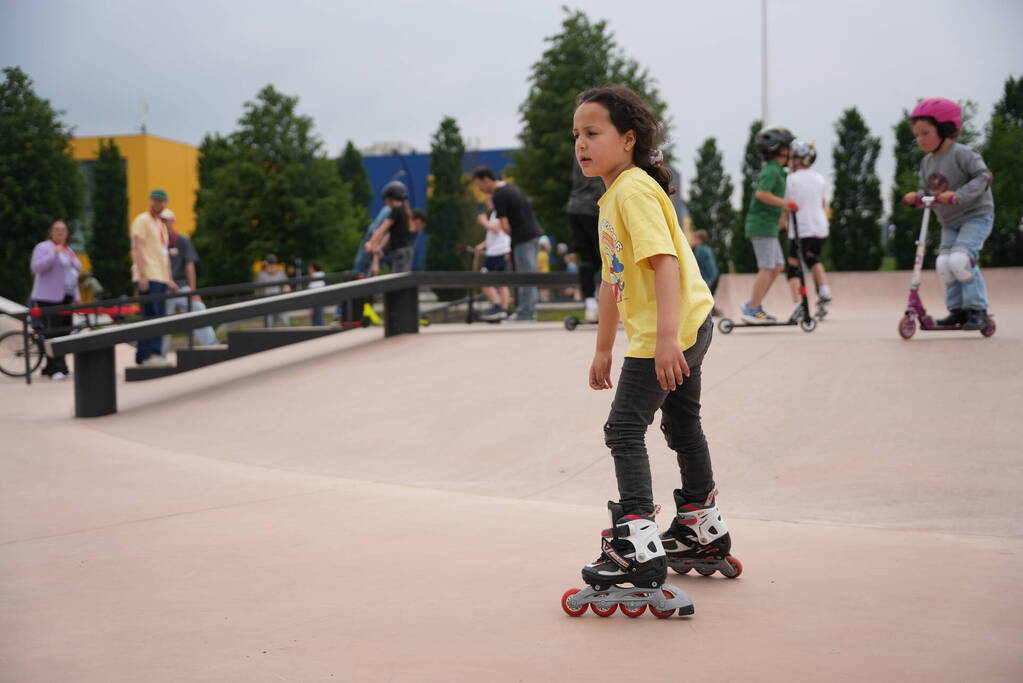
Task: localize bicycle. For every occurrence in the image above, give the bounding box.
[0,302,139,377]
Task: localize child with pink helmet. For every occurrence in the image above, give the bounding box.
[901,98,995,330]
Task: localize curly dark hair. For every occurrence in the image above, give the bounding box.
[576,85,674,196]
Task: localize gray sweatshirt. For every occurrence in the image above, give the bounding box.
[918,142,994,228]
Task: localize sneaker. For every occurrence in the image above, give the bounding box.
[741,302,776,325]
[50,371,67,381]
[502,312,537,324]
[479,305,508,322]
[961,309,989,331]
[139,355,171,367]
[935,309,965,327]
[583,297,599,323]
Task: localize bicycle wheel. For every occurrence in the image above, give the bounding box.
[0,330,46,377]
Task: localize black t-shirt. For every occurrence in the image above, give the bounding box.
[168,232,199,287]
[386,205,411,250]
[492,183,541,246]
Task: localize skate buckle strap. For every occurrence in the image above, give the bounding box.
[601,537,632,571]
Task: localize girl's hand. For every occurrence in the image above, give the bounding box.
[901,192,919,206]
[364,241,374,253]
[589,351,613,390]
[654,341,690,391]
[936,191,957,205]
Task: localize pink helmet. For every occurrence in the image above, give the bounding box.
[910,98,961,132]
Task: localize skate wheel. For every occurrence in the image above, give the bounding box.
[619,598,647,618]
[648,589,677,619]
[800,317,817,333]
[560,588,587,617]
[981,319,996,337]
[898,315,916,340]
[696,567,716,577]
[564,316,579,331]
[718,318,734,334]
[589,598,618,617]
[723,556,743,578]
[671,566,692,575]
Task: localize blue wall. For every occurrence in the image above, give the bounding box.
[362,148,516,219]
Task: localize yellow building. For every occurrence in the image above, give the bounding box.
[70,134,199,236]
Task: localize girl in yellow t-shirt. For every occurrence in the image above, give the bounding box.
[569,86,740,604]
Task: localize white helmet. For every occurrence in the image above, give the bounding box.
[790,139,817,167]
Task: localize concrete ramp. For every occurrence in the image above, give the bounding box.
[2,270,1022,681]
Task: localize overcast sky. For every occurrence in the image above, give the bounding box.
[3,0,1021,207]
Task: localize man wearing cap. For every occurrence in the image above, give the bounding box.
[255,254,290,327]
[160,208,217,355]
[131,189,178,366]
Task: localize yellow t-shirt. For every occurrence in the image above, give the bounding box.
[538,250,550,273]
[598,167,713,357]
[130,211,171,284]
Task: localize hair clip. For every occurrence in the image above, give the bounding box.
[649,149,663,168]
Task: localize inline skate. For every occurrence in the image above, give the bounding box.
[561,502,694,618]
[660,489,742,578]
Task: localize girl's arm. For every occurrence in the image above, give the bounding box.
[953,149,994,205]
[366,217,395,252]
[589,282,619,390]
[649,254,690,391]
[31,242,58,274]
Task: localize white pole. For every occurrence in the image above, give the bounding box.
[761,0,768,125]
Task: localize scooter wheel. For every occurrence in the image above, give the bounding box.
[718,318,734,334]
[981,319,996,337]
[898,315,916,340]
[800,317,817,333]
[564,316,579,331]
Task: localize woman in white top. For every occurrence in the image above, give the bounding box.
[784,140,832,316]
[475,199,512,321]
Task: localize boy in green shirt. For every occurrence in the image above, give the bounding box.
[742,127,798,324]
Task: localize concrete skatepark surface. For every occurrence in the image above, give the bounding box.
[2,270,1021,682]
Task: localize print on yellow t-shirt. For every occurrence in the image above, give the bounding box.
[597,168,713,358]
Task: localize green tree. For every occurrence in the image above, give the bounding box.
[192,85,361,285]
[981,75,1023,267]
[830,108,883,271]
[0,67,83,302]
[337,140,372,221]
[426,116,476,274]
[87,139,132,296]
[513,9,670,246]
[687,137,735,269]
[729,120,763,273]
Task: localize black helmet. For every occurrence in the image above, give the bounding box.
[381,181,408,201]
[755,127,795,156]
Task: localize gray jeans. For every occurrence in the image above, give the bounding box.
[512,238,539,319]
[603,315,715,515]
[389,246,415,273]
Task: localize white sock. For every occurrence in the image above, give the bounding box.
[818,285,831,299]
[585,297,597,309]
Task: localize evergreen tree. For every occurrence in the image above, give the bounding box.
[830,108,883,271]
[889,113,926,269]
[729,120,762,273]
[981,75,1023,267]
[88,139,132,296]
[687,137,735,269]
[192,85,361,285]
[513,9,670,246]
[0,67,83,302]
[426,116,476,273]
[337,140,372,221]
